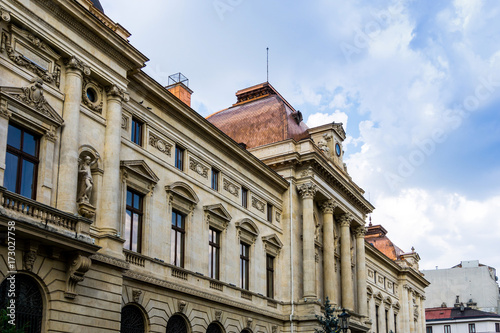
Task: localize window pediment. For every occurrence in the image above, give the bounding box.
[0,81,64,127]
[165,182,199,205]
[235,218,259,244]
[204,203,231,231]
[121,160,159,195]
[262,234,283,257]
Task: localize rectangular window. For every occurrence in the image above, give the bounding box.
[496,323,500,332]
[171,210,185,267]
[394,314,397,333]
[5,123,39,199]
[241,187,248,208]
[208,228,220,280]
[124,188,143,252]
[175,145,184,170]
[468,324,475,333]
[375,305,380,333]
[426,327,433,333]
[131,118,143,145]
[266,254,274,298]
[211,168,219,191]
[267,203,273,222]
[385,309,389,333]
[240,242,250,290]
[444,325,451,333]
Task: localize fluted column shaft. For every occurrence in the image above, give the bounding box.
[321,200,337,303]
[356,226,368,317]
[298,183,317,299]
[340,214,354,310]
[98,86,127,234]
[57,57,90,213]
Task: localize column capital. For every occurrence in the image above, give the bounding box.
[297,182,317,200]
[106,84,129,102]
[320,199,337,214]
[64,56,91,76]
[339,213,353,227]
[0,99,11,119]
[355,226,366,238]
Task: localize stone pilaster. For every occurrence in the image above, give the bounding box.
[96,85,128,256]
[56,56,90,213]
[378,303,386,333]
[339,213,354,310]
[321,199,337,304]
[0,99,11,186]
[401,285,410,333]
[298,182,317,299]
[355,226,368,317]
[419,296,426,333]
[388,304,395,333]
[409,288,415,333]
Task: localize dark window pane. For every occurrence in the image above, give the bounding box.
[20,160,35,198]
[132,213,139,252]
[127,190,132,207]
[7,124,21,149]
[124,210,132,250]
[133,193,140,209]
[23,132,37,156]
[4,152,19,193]
[120,304,145,333]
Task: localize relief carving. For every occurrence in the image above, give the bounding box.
[149,132,172,156]
[13,79,51,115]
[121,115,128,130]
[0,6,11,22]
[178,300,187,313]
[275,211,281,223]
[189,157,208,178]
[0,99,11,119]
[251,196,265,212]
[215,310,222,322]
[23,250,37,271]
[132,289,142,302]
[82,78,103,113]
[223,178,239,197]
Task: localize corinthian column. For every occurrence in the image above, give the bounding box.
[97,85,128,251]
[355,226,368,317]
[57,56,91,213]
[339,213,354,310]
[298,183,317,299]
[321,200,337,304]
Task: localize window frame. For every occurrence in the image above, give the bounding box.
[124,188,144,253]
[426,327,433,333]
[240,242,250,290]
[496,323,500,332]
[175,145,185,170]
[131,117,143,146]
[266,254,274,298]
[171,209,186,268]
[444,325,451,333]
[211,168,219,191]
[241,187,248,208]
[209,227,220,280]
[5,123,40,199]
[468,324,475,333]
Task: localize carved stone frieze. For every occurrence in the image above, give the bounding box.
[23,250,37,271]
[89,253,129,269]
[65,55,91,76]
[1,32,61,86]
[298,183,317,199]
[189,157,208,178]
[223,178,239,197]
[65,254,92,299]
[11,79,54,118]
[149,132,172,156]
[251,196,265,212]
[132,289,142,302]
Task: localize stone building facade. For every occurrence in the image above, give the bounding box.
[0,0,428,332]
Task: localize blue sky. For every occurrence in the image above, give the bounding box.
[100,0,500,273]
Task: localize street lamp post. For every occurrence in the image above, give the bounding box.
[338,309,351,333]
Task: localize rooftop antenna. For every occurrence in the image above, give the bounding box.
[266,47,269,82]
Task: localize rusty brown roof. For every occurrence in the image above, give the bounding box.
[206,82,310,149]
[365,224,404,261]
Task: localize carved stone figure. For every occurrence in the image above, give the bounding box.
[317,138,329,155]
[77,155,97,203]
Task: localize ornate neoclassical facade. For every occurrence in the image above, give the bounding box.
[0,0,428,332]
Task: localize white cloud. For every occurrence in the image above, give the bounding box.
[306,110,348,128]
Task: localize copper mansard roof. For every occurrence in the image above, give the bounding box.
[206,82,310,149]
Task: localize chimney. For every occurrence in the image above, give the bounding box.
[166,72,192,107]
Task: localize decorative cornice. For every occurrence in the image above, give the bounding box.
[149,132,172,156]
[65,55,91,76]
[189,157,208,178]
[89,253,130,270]
[297,182,317,200]
[123,270,287,320]
[320,199,337,214]
[223,178,239,197]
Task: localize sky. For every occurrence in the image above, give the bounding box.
[100,0,500,274]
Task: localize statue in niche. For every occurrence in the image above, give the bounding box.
[77,155,97,204]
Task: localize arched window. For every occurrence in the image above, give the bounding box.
[207,322,223,333]
[120,304,145,333]
[0,274,43,333]
[166,314,188,333]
